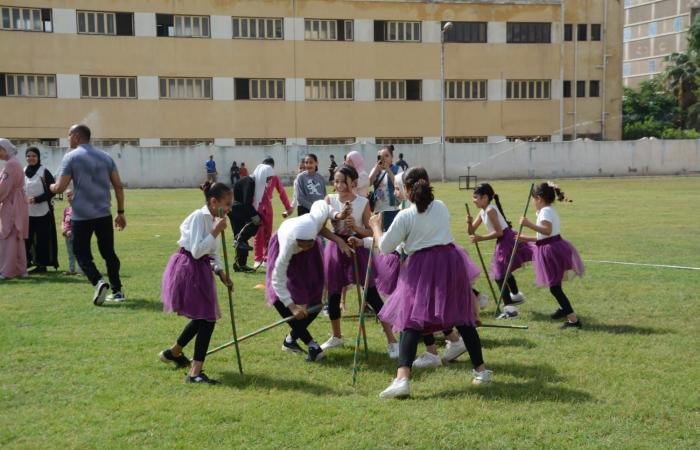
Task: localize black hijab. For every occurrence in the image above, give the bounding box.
[24,147,42,178]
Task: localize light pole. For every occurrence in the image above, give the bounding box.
[440,21,453,182]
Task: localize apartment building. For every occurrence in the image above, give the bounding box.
[0,0,622,146]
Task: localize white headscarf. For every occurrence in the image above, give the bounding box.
[0,138,17,156]
[252,163,274,209]
[278,200,331,241]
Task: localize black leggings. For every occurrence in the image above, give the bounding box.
[273,301,320,344]
[495,274,519,306]
[550,284,574,315]
[400,326,484,369]
[177,319,216,362]
[423,329,454,346]
[327,286,384,321]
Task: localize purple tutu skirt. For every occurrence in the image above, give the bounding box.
[532,235,585,287]
[491,227,534,280]
[324,239,374,294]
[373,251,402,297]
[161,248,220,321]
[378,244,480,333]
[265,234,324,306]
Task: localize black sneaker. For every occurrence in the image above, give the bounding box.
[29,266,47,274]
[282,339,306,354]
[560,320,582,329]
[159,349,191,368]
[306,345,325,362]
[185,372,219,384]
[550,308,567,320]
[233,264,255,273]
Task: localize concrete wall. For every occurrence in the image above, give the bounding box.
[5,139,699,188]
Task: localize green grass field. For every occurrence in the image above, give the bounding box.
[1,177,699,449]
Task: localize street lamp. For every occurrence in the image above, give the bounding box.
[440,21,453,182]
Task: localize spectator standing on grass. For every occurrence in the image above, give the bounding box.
[294,154,326,216]
[239,162,249,178]
[328,154,337,184]
[205,155,217,183]
[396,153,409,172]
[0,138,29,280]
[229,161,240,187]
[61,189,82,275]
[50,124,127,305]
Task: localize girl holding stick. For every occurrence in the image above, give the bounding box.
[159,182,233,384]
[517,182,584,329]
[467,183,532,320]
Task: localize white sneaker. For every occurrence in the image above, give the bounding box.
[107,291,126,302]
[412,352,442,369]
[320,336,345,350]
[379,377,409,398]
[510,292,526,304]
[387,342,399,359]
[92,280,110,306]
[443,337,467,362]
[497,305,519,320]
[472,369,492,385]
[253,261,265,270]
[478,293,489,310]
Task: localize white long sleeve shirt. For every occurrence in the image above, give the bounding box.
[177,205,223,272]
[378,200,454,256]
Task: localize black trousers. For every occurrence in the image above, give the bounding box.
[327,287,384,321]
[297,205,310,216]
[399,326,484,369]
[550,285,575,315]
[228,204,259,268]
[177,319,216,361]
[26,211,59,268]
[273,301,320,345]
[72,215,121,292]
[495,274,520,306]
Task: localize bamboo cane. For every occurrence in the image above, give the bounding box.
[217,208,244,374]
[464,202,501,313]
[352,250,369,358]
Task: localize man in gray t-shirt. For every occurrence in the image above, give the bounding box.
[51,124,127,306]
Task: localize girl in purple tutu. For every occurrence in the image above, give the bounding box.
[266,200,333,362]
[371,167,491,399]
[517,182,584,329]
[467,183,533,320]
[319,165,399,357]
[159,182,233,384]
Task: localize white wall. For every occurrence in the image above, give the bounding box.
[12,140,700,188]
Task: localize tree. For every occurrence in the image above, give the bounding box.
[661,52,698,111]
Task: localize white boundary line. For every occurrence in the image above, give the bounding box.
[582,259,700,271]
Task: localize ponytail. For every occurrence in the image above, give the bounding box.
[403,167,433,213]
[493,194,512,228]
[532,181,572,204]
[475,183,512,227]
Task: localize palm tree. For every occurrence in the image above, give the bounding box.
[662,52,698,111]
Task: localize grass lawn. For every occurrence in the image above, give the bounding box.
[1,176,699,449]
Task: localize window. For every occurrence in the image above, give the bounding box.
[161,139,213,146]
[506,80,550,100]
[80,76,136,98]
[674,17,683,33]
[623,63,631,77]
[648,22,657,37]
[374,20,420,42]
[159,77,212,99]
[77,11,134,36]
[232,17,283,39]
[304,19,353,41]
[375,137,422,145]
[232,78,284,100]
[445,80,487,100]
[306,138,355,145]
[7,138,58,146]
[443,21,486,43]
[507,22,551,43]
[446,136,487,143]
[577,24,587,41]
[576,80,586,97]
[0,7,51,32]
[589,80,600,97]
[235,138,285,146]
[624,27,631,42]
[305,79,354,100]
[250,79,284,100]
[563,80,571,98]
[375,79,421,100]
[3,74,56,97]
[156,14,209,38]
[564,24,572,41]
[92,139,138,147]
[648,60,657,73]
[507,135,551,142]
[591,24,601,41]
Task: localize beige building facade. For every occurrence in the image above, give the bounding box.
[623,0,700,88]
[0,0,622,146]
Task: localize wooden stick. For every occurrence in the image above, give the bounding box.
[352,249,369,358]
[207,304,322,356]
[494,183,534,317]
[464,202,501,313]
[217,208,243,374]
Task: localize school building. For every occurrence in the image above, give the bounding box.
[0,0,622,147]
[623,0,699,87]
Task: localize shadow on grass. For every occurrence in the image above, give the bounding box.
[4,272,86,284]
[102,298,163,312]
[480,337,537,349]
[528,311,671,335]
[320,348,397,374]
[219,371,340,395]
